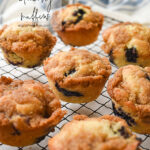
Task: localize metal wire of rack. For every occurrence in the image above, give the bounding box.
[0,8,149,150]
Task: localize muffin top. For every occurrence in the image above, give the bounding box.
[107,65,150,119]
[44,48,111,87]
[101,22,150,62]
[49,115,141,150]
[0,76,66,128]
[51,3,104,31]
[0,22,56,54]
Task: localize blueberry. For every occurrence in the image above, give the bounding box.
[64,68,76,77]
[74,16,83,24]
[145,73,150,81]
[61,8,86,31]
[78,9,86,15]
[62,21,66,26]
[118,126,130,139]
[11,125,21,136]
[125,47,138,63]
[55,82,83,97]
[109,49,114,64]
[44,111,50,118]
[73,10,79,16]
[72,8,86,24]
[61,21,66,31]
[73,9,85,16]
[7,59,23,66]
[112,102,136,126]
[3,50,23,66]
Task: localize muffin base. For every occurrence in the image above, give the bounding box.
[2,48,51,68]
[0,108,66,147]
[0,124,54,147]
[112,100,150,134]
[57,26,101,46]
[47,78,107,103]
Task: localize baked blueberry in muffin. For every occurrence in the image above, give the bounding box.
[0,22,56,68]
[48,115,141,150]
[101,22,150,67]
[107,65,150,134]
[0,76,66,146]
[112,103,136,127]
[51,3,104,46]
[44,48,111,103]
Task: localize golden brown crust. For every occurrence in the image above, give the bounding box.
[44,48,111,103]
[52,3,103,31]
[107,65,150,134]
[51,3,103,46]
[101,22,150,67]
[0,76,66,146]
[0,22,57,67]
[44,48,111,83]
[107,65,150,110]
[48,115,141,150]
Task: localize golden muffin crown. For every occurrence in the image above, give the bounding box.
[107,65,150,119]
[44,48,111,86]
[101,22,150,67]
[48,115,141,150]
[0,22,56,54]
[51,3,104,31]
[0,76,64,127]
[0,22,56,67]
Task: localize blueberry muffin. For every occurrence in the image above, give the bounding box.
[0,76,66,146]
[107,65,150,134]
[48,115,141,150]
[101,22,150,67]
[0,22,57,68]
[51,3,104,46]
[44,48,111,103]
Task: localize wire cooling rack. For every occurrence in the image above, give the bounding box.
[0,6,150,150]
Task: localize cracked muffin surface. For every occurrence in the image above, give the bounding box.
[0,22,56,68]
[0,76,66,146]
[107,65,150,134]
[51,3,104,46]
[44,48,111,103]
[101,22,150,67]
[48,115,141,150]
